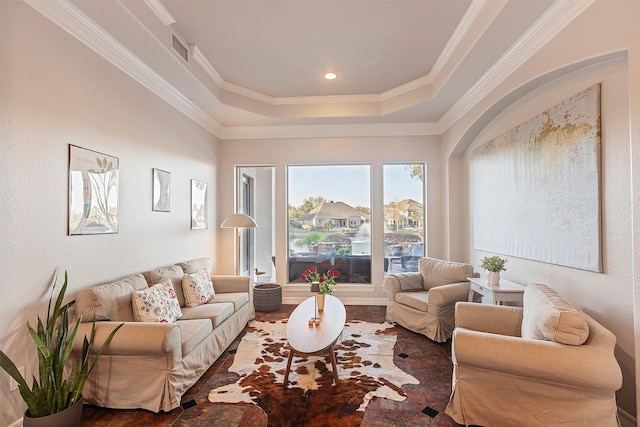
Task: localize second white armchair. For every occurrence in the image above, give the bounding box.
[384,257,473,342]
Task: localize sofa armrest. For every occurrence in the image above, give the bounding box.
[211,275,251,294]
[452,328,622,391]
[455,302,523,336]
[73,321,181,357]
[383,272,422,301]
[427,282,470,306]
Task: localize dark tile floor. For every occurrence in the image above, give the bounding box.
[81,305,462,426]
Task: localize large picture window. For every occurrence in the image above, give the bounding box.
[383,163,425,275]
[288,165,371,283]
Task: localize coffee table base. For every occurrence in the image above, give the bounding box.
[283,343,339,388]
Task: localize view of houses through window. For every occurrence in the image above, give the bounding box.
[383,163,425,276]
[288,165,371,283]
[285,163,425,284]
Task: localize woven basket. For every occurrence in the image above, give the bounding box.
[253,283,282,312]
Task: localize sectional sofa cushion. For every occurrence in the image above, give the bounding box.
[182,268,215,307]
[211,292,249,311]
[76,274,148,322]
[180,302,235,328]
[131,281,183,323]
[142,265,186,307]
[522,283,589,345]
[175,319,213,355]
[419,257,473,290]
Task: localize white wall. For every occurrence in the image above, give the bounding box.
[0,2,219,424]
[441,0,640,417]
[216,136,442,304]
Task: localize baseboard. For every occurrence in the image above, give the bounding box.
[618,407,636,427]
[9,418,21,427]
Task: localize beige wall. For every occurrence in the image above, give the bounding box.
[441,1,640,417]
[216,136,441,304]
[2,0,639,423]
[0,3,219,424]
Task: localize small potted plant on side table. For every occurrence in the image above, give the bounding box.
[480,255,507,286]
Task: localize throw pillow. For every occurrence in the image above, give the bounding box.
[182,268,215,307]
[521,283,589,345]
[131,281,183,323]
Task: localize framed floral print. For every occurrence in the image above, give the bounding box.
[153,168,171,212]
[68,145,119,235]
[191,179,207,229]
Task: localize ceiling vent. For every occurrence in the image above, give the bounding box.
[171,33,189,63]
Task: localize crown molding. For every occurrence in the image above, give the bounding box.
[430,0,487,79]
[24,0,222,136]
[438,0,595,133]
[191,45,225,88]
[219,122,440,140]
[25,0,590,141]
[143,0,175,26]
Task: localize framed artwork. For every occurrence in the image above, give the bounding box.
[152,168,171,212]
[191,179,208,229]
[472,84,601,272]
[68,145,119,235]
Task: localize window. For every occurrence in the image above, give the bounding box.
[236,166,275,281]
[383,163,425,275]
[288,165,371,283]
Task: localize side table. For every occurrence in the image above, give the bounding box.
[467,277,525,306]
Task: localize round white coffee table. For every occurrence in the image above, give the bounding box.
[283,294,346,388]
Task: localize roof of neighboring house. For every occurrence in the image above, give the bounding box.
[303,201,370,221]
[384,199,423,221]
[394,199,423,212]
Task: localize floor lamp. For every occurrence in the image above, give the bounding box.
[220,213,258,275]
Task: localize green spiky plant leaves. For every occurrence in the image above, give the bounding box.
[0,271,123,418]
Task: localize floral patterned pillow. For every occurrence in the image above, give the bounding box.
[131,281,183,323]
[182,268,215,307]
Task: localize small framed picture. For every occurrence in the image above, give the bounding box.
[191,179,207,229]
[152,169,171,212]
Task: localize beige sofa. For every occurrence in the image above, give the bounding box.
[445,284,622,426]
[384,257,473,342]
[71,257,254,412]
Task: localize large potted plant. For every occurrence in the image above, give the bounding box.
[0,271,123,426]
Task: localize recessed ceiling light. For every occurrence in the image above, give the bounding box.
[324,72,337,80]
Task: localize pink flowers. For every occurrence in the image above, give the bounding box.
[301,266,339,294]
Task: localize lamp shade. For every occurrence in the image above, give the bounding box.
[220,213,258,228]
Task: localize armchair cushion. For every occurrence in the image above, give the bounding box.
[395,291,429,312]
[394,272,424,291]
[419,257,473,290]
[522,284,589,345]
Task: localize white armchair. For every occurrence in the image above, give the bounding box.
[445,284,623,426]
[384,257,473,342]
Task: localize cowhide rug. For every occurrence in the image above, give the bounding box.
[208,320,419,426]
